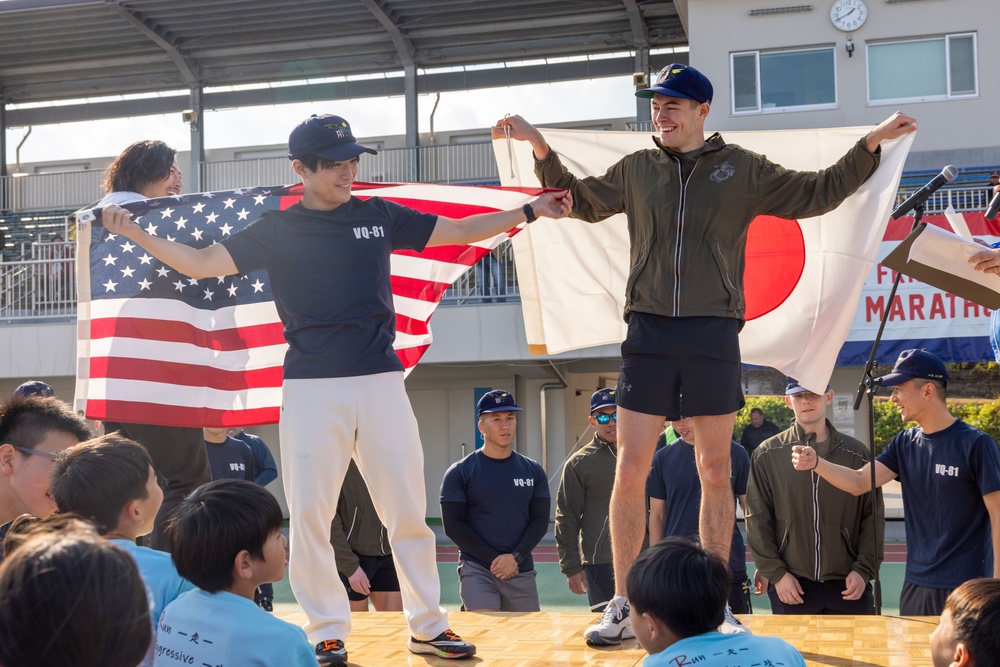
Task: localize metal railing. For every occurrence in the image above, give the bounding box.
[895,186,994,215]
[0,240,521,323]
[0,142,503,215]
[1,172,103,211]
[441,242,520,305]
[201,141,500,192]
[1,242,77,322]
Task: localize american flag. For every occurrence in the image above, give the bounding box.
[74,182,540,427]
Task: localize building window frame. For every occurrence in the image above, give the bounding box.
[866,32,978,106]
[730,46,838,115]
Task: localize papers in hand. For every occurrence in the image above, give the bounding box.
[886,223,1000,309]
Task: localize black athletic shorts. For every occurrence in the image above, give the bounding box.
[616,313,745,420]
[900,581,952,616]
[339,553,400,601]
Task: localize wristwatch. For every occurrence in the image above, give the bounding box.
[522,203,537,223]
[511,551,524,564]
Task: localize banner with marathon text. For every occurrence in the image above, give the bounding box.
[839,211,1000,365]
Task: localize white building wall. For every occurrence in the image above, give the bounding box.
[683,0,1000,170]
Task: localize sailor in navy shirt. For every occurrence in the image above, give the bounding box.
[203,427,255,482]
[793,349,1000,616]
[441,390,550,611]
[647,416,752,614]
[100,113,571,663]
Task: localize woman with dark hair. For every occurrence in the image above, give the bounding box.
[97,141,212,553]
[0,520,152,667]
[100,140,182,202]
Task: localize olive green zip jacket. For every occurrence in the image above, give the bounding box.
[330,460,390,578]
[535,133,880,321]
[555,434,616,576]
[745,421,883,584]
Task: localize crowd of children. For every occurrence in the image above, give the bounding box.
[3,386,1000,667]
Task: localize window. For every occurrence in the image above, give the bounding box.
[731,47,837,114]
[867,33,977,104]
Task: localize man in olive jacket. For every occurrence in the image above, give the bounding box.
[555,388,619,613]
[330,460,401,612]
[746,380,882,615]
[500,63,915,643]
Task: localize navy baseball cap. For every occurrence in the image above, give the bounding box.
[13,380,54,398]
[636,63,713,104]
[875,349,948,387]
[287,114,378,161]
[785,378,830,396]
[477,390,523,416]
[590,388,617,413]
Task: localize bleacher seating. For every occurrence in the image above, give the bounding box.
[0,210,72,261]
[899,165,1000,191]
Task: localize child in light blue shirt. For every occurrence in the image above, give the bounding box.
[627,537,805,667]
[153,479,317,666]
[51,433,195,666]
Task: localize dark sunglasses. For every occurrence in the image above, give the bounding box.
[594,412,617,425]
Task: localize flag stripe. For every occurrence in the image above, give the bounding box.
[91,317,287,350]
[87,336,287,369]
[87,378,283,409]
[85,400,280,428]
[91,357,284,390]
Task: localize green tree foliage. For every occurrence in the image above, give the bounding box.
[738,397,1000,456]
[734,397,794,441]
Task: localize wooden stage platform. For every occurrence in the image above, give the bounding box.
[275,611,938,666]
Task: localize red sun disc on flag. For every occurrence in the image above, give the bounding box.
[743,215,806,321]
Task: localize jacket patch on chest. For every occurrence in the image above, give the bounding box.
[710,161,736,183]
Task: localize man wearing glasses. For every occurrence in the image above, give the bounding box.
[0,393,93,546]
[555,388,619,613]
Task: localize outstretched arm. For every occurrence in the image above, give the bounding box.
[102,204,239,279]
[792,446,896,495]
[426,189,572,247]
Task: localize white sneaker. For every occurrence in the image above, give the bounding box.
[584,596,635,645]
[718,605,751,634]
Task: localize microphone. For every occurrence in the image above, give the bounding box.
[891,165,959,220]
[986,190,1000,221]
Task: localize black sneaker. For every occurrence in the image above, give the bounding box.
[407,629,476,659]
[315,639,348,666]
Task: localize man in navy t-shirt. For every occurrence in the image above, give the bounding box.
[440,390,550,611]
[101,113,572,666]
[203,427,256,482]
[793,349,1000,615]
[647,416,752,614]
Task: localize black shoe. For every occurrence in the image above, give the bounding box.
[315,639,348,666]
[407,629,476,659]
[256,595,273,612]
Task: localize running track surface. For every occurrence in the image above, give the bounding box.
[436,545,909,563]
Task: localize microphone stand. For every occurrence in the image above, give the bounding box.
[852,202,926,615]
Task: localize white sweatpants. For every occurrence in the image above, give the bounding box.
[280,373,448,643]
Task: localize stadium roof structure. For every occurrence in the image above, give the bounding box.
[0,0,686,118]
[0,0,688,185]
